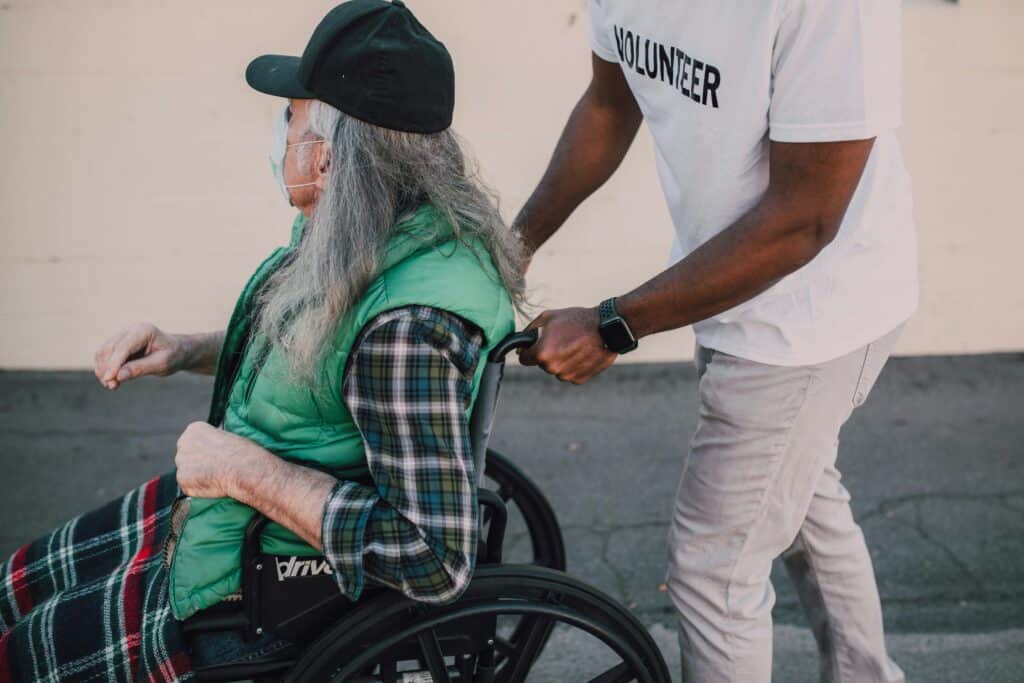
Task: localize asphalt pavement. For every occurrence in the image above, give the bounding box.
[1,352,1022,681]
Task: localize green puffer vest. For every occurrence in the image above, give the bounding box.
[168,204,515,620]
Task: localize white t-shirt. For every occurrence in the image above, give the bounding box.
[589,0,919,366]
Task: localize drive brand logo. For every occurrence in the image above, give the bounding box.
[275,556,335,582]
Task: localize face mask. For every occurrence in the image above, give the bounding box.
[269,104,325,204]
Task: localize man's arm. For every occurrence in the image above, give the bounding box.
[513,54,642,258]
[518,138,875,383]
[94,324,225,389]
[617,138,874,337]
[178,330,226,375]
[229,306,484,604]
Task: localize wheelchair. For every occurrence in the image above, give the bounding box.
[180,331,671,682]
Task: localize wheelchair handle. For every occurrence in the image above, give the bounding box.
[487,329,538,363]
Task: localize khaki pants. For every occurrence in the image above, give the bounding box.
[666,324,906,682]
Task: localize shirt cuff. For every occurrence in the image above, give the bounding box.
[768,120,892,143]
[320,479,378,601]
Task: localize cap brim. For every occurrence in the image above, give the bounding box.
[245,55,316,99]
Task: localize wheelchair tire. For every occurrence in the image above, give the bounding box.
[283,564,670,683]
[483,449,567,572]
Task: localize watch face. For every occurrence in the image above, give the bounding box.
[600,319,636,352]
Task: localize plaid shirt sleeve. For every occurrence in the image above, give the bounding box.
[320,305,485,604]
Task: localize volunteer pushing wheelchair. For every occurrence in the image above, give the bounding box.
[0,2,669,681]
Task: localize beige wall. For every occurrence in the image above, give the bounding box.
[1,0,1021,368]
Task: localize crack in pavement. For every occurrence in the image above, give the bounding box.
[553,490,1024,612]
[855,491,1024,601]
[855,489,1024,524]
[598,525,634,605]
[910,501,988,597]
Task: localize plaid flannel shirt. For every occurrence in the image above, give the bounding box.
[321,304,484,604]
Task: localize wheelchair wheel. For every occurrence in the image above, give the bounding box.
[284,565,670,683]
[483,449,567,571]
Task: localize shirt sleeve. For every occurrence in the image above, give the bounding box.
[587,0,620,63]
[769,0,903,143]
[320,305,485,604]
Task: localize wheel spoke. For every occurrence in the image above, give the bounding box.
[496,485,512,503]
[588,662,634,683]
[378,658,398,683]
[492,637,515,657]
[457,652,477,680]
[416,628,452,683]
[489,635,515,669]
[495,616,553,683]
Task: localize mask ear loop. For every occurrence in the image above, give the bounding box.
[283,139,326,189]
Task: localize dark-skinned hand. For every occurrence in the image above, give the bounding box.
[516,307,618,384]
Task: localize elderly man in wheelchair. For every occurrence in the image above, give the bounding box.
[0,2,668,681]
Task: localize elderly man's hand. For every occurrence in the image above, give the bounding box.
[517,307,617,384]
[93,322,186,390]
[175,422,272,500]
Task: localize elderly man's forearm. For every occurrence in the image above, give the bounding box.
[230,450,336,550]
[230,450,476,603]
[179,330,226,375]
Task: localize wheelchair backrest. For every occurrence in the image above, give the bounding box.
[467,330,537,486]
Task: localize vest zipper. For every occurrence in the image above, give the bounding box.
[162,497,244,606]
[242,364,260,404]
[162,495,192,569]
[241,339,272,405]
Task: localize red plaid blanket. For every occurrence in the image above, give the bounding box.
[0,472,195,682]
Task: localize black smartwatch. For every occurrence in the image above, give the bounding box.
[597,297,638,354]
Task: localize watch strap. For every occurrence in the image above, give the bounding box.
[598,297,619,325]
[597,297,638,354]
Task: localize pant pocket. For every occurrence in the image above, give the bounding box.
[851,324,903,407]
[852,347,874,407]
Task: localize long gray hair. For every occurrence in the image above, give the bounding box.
[253,99,528,387]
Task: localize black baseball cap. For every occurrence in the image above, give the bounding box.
[245,0,454,134]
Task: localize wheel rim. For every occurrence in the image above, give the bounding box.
[331,603,652,683]
[483,449,567,571]
[286,567,669,683]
